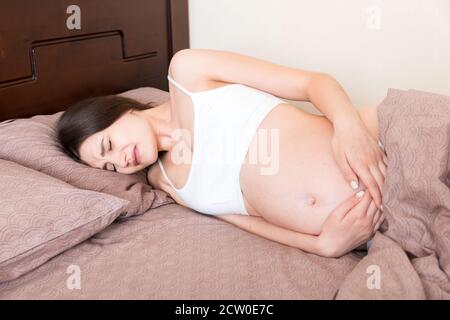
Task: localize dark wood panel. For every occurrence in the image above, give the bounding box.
[169,0,190,55]
[0,0,190,122]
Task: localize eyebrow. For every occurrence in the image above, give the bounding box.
[100,137,107,170]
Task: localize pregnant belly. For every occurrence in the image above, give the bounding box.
[240,103,374,235]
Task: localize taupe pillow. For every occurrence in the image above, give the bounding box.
[0,87,174,219]
[0,159,129,282]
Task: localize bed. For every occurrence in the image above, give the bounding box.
[1,0,449,300]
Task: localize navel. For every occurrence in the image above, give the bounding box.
[307,195,318,207]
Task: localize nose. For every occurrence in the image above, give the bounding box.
[111,151,128,169]
[108,149,133,170]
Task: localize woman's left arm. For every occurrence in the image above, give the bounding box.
[306,73,387,209]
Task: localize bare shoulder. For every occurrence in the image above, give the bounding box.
[168,56,233,94]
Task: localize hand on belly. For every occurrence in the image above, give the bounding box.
[244,178,368,236]
[240,109,373,236]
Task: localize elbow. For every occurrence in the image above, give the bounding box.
[306,72,334,101]
[314,71,332,79]
[316,235,342,258]
[311,72,334,86]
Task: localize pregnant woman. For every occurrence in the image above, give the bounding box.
[57,48,387,258]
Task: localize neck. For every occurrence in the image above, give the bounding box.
[140,101,178,152]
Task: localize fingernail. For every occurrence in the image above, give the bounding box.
[381,204,384,211]
[350,180,359,190]
[356,190,365,198]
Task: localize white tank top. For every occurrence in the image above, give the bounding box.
[158,75,284,216]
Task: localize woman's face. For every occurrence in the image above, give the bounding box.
[78,109,158,174]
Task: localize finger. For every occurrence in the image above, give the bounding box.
[347,191,373,220]
[377,139,385,150]
[363,202,379,237]
[378,160,386,178]
[366,200,378,220]
[382,153,388,166]
[376,140,387,165]
[370,206,381,225]
[355,166,382,210]
[376,148,388,176]
[373,213,385,234]
[369,164,385,197]
[336,151,359,190]
[333,190,367,220]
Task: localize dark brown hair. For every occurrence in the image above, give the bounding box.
[56,95,157,163]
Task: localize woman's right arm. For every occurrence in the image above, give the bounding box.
[149,162,326,255]
[217,190,384,258]
[216,214,324,256]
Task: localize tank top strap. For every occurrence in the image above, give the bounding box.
[167,75,194,97]
[157,158,176,189]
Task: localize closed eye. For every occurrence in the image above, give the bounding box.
[109,140,116,172]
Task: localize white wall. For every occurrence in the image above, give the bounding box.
[188,0,450,114]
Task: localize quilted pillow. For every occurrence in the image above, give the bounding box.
[0,87,174,219]
[0,159,129,282]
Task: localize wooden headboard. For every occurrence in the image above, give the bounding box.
[0,0,189,122]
